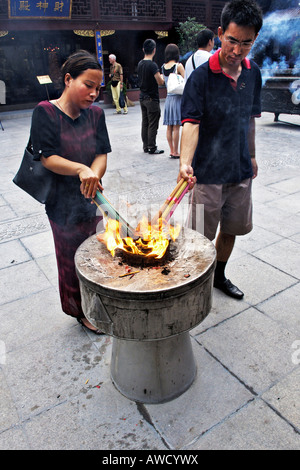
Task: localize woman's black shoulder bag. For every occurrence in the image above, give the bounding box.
[13,115,57,204]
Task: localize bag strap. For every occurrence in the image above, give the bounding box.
[30,102,60,157]
[26,137,33,153]
[192,54,196,70]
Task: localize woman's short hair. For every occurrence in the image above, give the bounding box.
[164,43,180,63]
[61,50,102,86]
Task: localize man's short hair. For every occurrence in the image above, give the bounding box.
[143,39,156,55]
[109,54,116,60]
[221,0,263,35]
[197,29,214,48]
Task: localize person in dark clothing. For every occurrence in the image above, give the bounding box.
[179,0,263,300]
[137,39,165,154]
[30,50,111,333]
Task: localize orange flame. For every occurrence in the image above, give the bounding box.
[97,216,181,259]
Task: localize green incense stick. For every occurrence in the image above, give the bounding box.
[93,190,136,239]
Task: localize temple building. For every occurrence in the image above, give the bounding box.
[0,0,298,109]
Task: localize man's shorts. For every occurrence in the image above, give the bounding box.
[187,178,253,241]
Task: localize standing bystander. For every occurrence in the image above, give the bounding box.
[109,54,128,115]
[162,44,185,159]
[137,39,165,154]
[184,29,215,82]
[179,0,263,299]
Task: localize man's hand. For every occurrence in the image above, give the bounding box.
[251,157,258,179]
[178,164,196,189]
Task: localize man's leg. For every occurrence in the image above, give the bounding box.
[147,100,163,154]
[214,232,244,299]
[123,94,128,114]
[213,232,244,299]
[216,231,235,265]
[111,83,121,113]
[140,99,149,152]
[213,179,253,299]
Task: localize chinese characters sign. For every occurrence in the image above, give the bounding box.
[9,1,72,19]
[95,31,105,87]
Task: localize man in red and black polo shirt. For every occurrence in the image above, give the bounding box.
[179,0,263,299]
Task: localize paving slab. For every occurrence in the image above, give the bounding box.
[146,343,253,449]
[256,282,300,336]
[0,107,299,450]
[199,307,299,394]
[262,367,300,432]
[190,399,300,450]
[24,382,167,451]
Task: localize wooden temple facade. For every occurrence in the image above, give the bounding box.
[0,0,296,107]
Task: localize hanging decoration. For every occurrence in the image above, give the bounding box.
[155,31,168,39]
[73,30,95,37]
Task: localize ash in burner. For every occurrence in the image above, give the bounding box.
[116,240,178,268]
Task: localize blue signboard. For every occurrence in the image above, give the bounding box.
[9,0,72,19]
[95,31,105,87]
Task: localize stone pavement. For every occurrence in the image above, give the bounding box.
[0,101,299,451]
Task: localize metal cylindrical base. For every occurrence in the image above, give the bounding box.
[110,332,196,404]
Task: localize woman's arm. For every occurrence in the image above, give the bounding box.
[41,154,105,199]
[178,63,185,78]
[89,154,107,196]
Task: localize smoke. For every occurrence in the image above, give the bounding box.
[249,10,300,84]
[260,55,291,85]
[251,10,299,56]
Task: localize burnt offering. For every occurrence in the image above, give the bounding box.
[115,238,176,268]
[75,227,216,403]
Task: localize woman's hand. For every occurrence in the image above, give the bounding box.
[41,155,105,199]
[78,167,100,199]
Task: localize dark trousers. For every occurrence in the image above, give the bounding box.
[140,98,161,152]
[49,216,103,318]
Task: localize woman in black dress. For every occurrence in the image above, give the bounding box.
[30,50,111,333]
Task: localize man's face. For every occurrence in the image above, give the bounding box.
[218,22,257,67]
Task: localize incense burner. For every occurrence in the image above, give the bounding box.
[261,73,300,120]
[75,227,216,403]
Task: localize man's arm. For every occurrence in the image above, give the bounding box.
[248,117,258,178]
[154,71,164,86]
[178,122,199,187]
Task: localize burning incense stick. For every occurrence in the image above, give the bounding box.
[152,178,192,225]
[154,178,185,223]
[161,180,189,220]
[165,182,191,222]
[93,190,136,239]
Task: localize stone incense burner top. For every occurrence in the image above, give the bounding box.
[75,227,216,300]
[75,227,216,403]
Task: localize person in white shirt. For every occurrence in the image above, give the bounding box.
[184,29,215,82]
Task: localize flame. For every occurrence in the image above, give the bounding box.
[97,216,181,259]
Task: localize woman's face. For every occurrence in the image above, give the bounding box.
[66,68,103,109]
